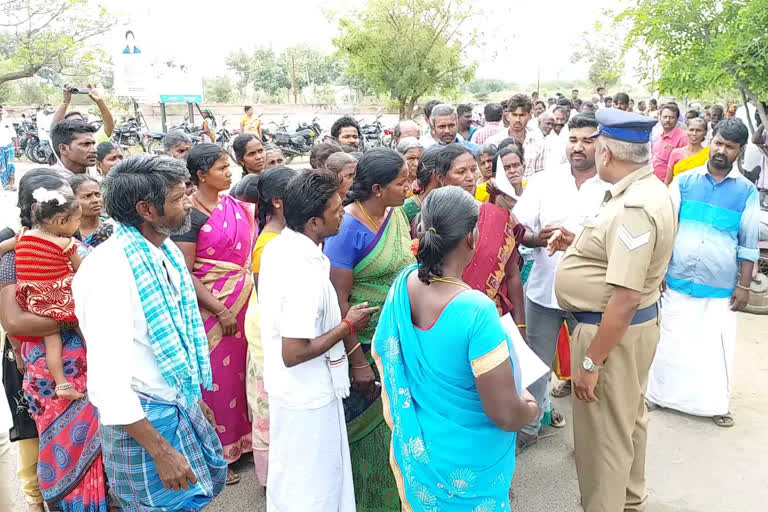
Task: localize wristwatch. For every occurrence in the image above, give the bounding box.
[582,356,599,372]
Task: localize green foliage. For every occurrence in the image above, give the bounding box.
[226,45,342,100]
[204,76,237,103]
[467,79,510,99]
[0,0,115,86]
[570,23,625,89]
[332,0,476,118]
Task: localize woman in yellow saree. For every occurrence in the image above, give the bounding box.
[665,117,709,185]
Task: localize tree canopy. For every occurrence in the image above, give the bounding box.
[332,0,476,118]
[0,0,114,86]
[570,23,625,90]
[618,0,767,126]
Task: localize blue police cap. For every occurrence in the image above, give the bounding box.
[590,108,658,143]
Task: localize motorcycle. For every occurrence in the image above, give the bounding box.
[216,119,234,157]
[272,118,320,164]
[13,119,36,155]
[359,111,385,151]
[111,118,146,150]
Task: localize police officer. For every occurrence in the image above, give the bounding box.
[549,109,676,512]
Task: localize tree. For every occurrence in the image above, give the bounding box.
[226,47,290,97]
[0,0,114,86]
[204,76,236,103]
[333,0,476,118]
[279,45,342,90]
[618,0,768,127]
[570,22,625,90]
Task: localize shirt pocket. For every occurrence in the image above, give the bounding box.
[574,218,599,253]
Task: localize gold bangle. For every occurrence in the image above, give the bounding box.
[351,363,370,369]
[347,342,362,357]
[517,324,526,328]
[737,284,751,291]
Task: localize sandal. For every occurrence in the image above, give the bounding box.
[515,433,538,455]
[551,381,572,398]
[550,409,567,428]
[712,414,734,428]
[226,468,241,485]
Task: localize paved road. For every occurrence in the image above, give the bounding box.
[4,160,768,511]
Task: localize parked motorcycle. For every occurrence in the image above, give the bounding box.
[111,118,146,150]
[272,118,321,164]
[359,111,385,151]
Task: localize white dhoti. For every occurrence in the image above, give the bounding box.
[267,398,355,512]
[647,288,737,416]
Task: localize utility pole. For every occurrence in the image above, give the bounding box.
[291,52,298,104]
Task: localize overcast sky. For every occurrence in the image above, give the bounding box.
[103,0,630,86]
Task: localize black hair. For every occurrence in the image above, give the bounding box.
[497,137,524,157]
[423,99,442,120]
[231,174,260,203]
[597,86,605,92]
[649,98,658,106]
[0,227,14,244]
[493,146,524,177]
[64,111,83,120]
[605,96,613,102]
[254,166,297,231]
[330,116,361,139]
[572,89,579,93]
[28,181,78,227]
[244,105,253,113]
[557,98,572,109]
[533,100,546,110]
[67,174,99,195]
[96,141,120,162]
[574,98,584,108]
[232,133,262,176]
[186,143,228,186]
[125,30,135,38]
[416,186,479,284]
[345,147,405,205]
[415,145,442,193]
[435,143,473,177]
[661,102,680,119]
[506,94,533,113]
[713,118,749,146]
[103,154,189,228]
[615,92,630,104]
[582,101,596,111]
[340,144,358,154]
[283,170,339,233]
[483,103,503,123]
[568,112,598,130]
[50,119,97,157]
[17,169,69,229]
[309,142,342,169]
[457,104,473,117]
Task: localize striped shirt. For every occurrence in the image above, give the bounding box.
[666,164,760,298]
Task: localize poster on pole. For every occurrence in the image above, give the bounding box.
[113,26,153,101]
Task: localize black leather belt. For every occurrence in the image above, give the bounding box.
[573,303,658,325]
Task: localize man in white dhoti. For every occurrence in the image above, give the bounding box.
[647,119,760,427]
[258,169,379,511]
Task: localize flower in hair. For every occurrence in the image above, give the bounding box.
[32,187,66,205]
[409,238,420,257]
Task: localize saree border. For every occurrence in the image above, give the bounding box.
[471,340,511,377]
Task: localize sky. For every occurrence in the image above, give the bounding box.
[103,0,631,86]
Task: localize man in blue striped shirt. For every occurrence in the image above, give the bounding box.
[647,118,759,428]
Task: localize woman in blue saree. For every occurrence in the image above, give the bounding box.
[372,186,539,511]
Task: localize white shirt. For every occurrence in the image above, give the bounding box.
[513,165,609,309]
[74,237,178,425]
[36,112,55,142]
[53,161,101,181]
[0,117,16,147]
[259,228,340,410]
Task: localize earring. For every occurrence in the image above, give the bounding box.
[201,178,206,183]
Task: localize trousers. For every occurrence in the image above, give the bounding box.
[571,318,659,512]
[521,298,575,436]
[18,437,42,504]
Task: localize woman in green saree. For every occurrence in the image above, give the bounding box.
[324,147,415,511]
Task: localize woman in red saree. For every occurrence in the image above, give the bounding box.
[429,144,527,328]
[0,169,107,512]
[173,145,256,485]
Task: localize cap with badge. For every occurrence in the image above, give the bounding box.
[589,109,658,143]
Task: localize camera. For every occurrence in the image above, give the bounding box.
[67,87,90,94]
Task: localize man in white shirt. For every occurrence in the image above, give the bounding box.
[0,106,18,190]
[512,113,610,451]
[487,94,547,176]
[73,155,227,510]
[50,119,101,180]
[259,169,378,512]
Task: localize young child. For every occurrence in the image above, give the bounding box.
[2,184,84,400]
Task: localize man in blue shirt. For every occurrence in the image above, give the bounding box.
[421,103,478,154]
[647,118,759,428]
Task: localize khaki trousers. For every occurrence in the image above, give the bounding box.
[18,437,43,504]
[571,318,659,512]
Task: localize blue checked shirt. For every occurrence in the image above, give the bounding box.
[666,164,760,298]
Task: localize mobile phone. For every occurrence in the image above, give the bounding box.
[68,87,90,94]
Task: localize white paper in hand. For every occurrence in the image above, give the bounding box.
[494,155,521,201]
[500,314,550,389]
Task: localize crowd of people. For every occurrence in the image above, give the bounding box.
[0,85,764,512]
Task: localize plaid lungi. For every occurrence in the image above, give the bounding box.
[99,394,227,511]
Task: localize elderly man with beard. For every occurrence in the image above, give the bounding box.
[512,113,610,452]
[646,119,759,429]
[421,103,478,153]
[73,155,227,510]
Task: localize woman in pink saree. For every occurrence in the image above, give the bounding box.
[173,144,256,485]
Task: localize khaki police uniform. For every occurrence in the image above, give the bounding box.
[555,165,676,512]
